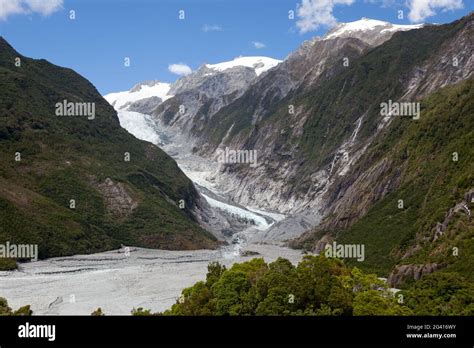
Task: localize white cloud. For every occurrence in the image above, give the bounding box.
[0,0,23,20]
[407,0,464,22]
[26,0,63,15]
[168,63,192,76]
[0,0,63,20]
[202,24,222,32]
[296,0,355,34]
[364,0,399,7]
[252,41,266,49]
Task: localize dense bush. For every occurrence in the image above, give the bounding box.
[0,297,32,316]
[161,255,413,316]
[401,272,474,315]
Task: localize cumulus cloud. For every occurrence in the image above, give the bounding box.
[364,0,399,7]
[0,0,23,20]
[296,0,355,33]
[407,0,464,22]
[252,41,266,49]
[168,63,192,76]
[0,0,63,20]
[202,24,222,32]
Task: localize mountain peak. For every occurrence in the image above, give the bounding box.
[205,56,282,76]
[323,18,424,45]
[130,80,166,93]
[104,80,172,111]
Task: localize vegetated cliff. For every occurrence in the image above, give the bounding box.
[293,77,473,284]
[0,37,219,269]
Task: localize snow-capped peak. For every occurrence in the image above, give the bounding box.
[129,80,164,93]
[324,18,424,43]
[205,56,282,76]
[104,81,172,111]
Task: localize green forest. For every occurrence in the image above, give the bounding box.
[127,255,474,316]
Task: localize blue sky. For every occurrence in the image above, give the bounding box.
[0,0,472,94]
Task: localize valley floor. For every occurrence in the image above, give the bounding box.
[0,244,303,315]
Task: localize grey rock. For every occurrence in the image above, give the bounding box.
[387,263,444,288]
[125,96,162,114]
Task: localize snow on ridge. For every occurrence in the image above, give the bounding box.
[205,56,282,76]
[380,23,425,34]
[324,17,423,40]
[104,82,172,111]
[105,57,282,111]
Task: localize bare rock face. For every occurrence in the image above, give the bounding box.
[387,263,444,288]
[322,158,406,231]
[401,188,473,259]
[125,96,162,114]
[129,80,162,93]
[96,178,139,218]
[169,65,257,98]
[152,64,260,138]
[401,18,474,100]
[312,234,334,255]
[259,212,320,243]
[465,188,474,204]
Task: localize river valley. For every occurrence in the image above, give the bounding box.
[0,110,304,315]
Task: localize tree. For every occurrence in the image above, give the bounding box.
[155,255,471,316]
[353,290,412,315]
[13,305,33,316]
[131,307,153,316]
[402,272,474,315]
[205,261,226,287]
[212,270,251,315]
[0,297,32,316]
[0,297,12,315]
[91,307,105,316]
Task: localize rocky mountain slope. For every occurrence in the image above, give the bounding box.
[0,37,219,270]
[293,77,473,285]
[149,56,281,142]
[105,57,281,141]
[173,14,473,243]
[146,19,424,148]
[142,19,434,225]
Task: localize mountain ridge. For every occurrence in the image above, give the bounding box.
[0,37,220,270]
